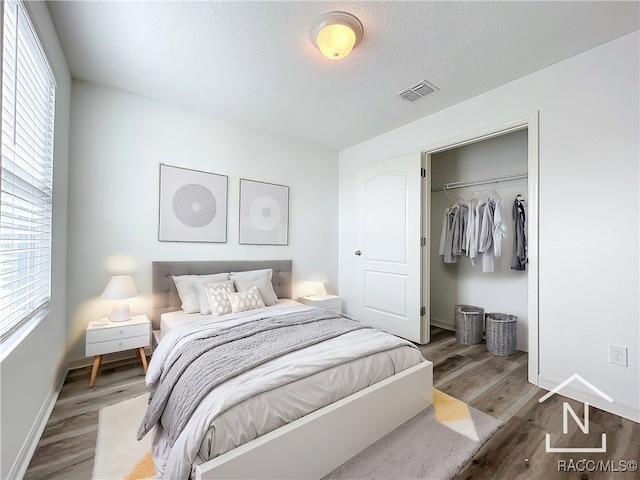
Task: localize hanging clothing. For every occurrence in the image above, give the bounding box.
[511,196,527,270]
[473,197,487,269]
[465,198,477,265]
[492,197,506,257]
[439,205,458,264]
[439,192,522,272]
[479,198,496,273]
[451,202,468,256]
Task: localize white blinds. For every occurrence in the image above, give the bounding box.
[1,0,56,343]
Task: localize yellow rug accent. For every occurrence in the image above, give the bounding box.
[433,388,471,422]
[124,451,155,480]
[433,388,479,441]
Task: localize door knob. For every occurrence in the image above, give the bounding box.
[355,250,362,256]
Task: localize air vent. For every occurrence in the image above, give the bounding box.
[396,80,438,103]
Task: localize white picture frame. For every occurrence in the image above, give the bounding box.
[158,164,228,243]
[239,179,289,245]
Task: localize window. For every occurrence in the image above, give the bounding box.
[1,0,56,344]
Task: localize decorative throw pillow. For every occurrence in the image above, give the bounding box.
[172,273,230,313]
[203,280,235,316]
[226,286,266,313]
[232,275,279,306]
[193,274,231,314]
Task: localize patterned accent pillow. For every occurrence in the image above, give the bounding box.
[226,286,266,314]
[203,280,235,316]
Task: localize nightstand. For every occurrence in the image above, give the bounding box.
[86,314,150,388]
[298,294,342,314]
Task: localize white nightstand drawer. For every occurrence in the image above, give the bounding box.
[86,314,150,388]
[86,322,149,344]
[86,334,150,356]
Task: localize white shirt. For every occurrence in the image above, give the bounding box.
[492,198,506,257]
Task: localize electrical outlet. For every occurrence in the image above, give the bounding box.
[608,344,628,367]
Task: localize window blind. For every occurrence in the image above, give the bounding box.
[1,0,56,343]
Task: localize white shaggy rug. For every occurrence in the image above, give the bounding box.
[93,394,154,480]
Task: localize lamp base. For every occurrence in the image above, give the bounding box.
[109,304,131,322]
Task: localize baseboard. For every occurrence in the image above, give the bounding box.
[8,364,68,479]
[430,317,454,331]
[538,375,640,423]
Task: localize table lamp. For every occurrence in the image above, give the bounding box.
[101,275,138,322]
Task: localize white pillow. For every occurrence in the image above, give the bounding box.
[203,280,235,316]
[172,273,230,313]
[229,268,273,281]
[226,286,265,313]
[172,275,200,313]
[232,275,278,306]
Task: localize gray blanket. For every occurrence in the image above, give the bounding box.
[137,309,369,444]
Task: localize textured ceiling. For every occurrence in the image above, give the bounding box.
[46,1,639,151]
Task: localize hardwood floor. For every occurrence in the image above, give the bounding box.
[24,358,150,480]
[25,328,639,479]
[419,328,640,480]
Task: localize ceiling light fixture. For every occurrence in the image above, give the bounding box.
[310,11,364,60]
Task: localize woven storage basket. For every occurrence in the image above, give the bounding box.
[454,304,484,345]
[486,313,517,356]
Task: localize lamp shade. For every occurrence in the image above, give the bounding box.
[310,11,364,60]
[101,275,138,322]
[101,275,138,300]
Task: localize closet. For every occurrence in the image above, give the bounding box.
[428,129,529,352]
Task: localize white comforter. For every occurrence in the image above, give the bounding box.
[146,303,423,479]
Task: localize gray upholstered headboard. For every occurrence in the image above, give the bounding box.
[151,260,292,330]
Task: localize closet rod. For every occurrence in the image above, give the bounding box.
[431,171,528,192]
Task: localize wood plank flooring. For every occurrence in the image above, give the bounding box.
[24,328,639,479]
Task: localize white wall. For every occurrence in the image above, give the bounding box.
[339,32,639,421]
[0,2,71,478]
[66,81,339,361]
[430,130,529,351]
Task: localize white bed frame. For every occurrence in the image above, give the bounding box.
[151,261,433,480]
[196,361,433,479]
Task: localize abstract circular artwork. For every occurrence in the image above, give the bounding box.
[158,164,228,243]
[249,195,281,231]
[172,183,216,228]
[239,178,288,245]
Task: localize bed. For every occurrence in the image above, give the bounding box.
[146,260,433,480]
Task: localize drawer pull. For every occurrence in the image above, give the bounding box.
[119,330,124,334]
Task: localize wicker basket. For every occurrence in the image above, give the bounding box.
[486,313,517,356]
[454,304,484,345]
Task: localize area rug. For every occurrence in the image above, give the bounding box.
[93,394,154,480]
[323,388,502,480]
[93,389,501,480]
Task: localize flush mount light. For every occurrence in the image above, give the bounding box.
[310,11,364,60]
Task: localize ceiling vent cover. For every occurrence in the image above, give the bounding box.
[396,80,438,103]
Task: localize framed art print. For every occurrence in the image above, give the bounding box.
[239,178,289,245]
[158,164,228,242]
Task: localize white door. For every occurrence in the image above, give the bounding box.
[355,153,428,343]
